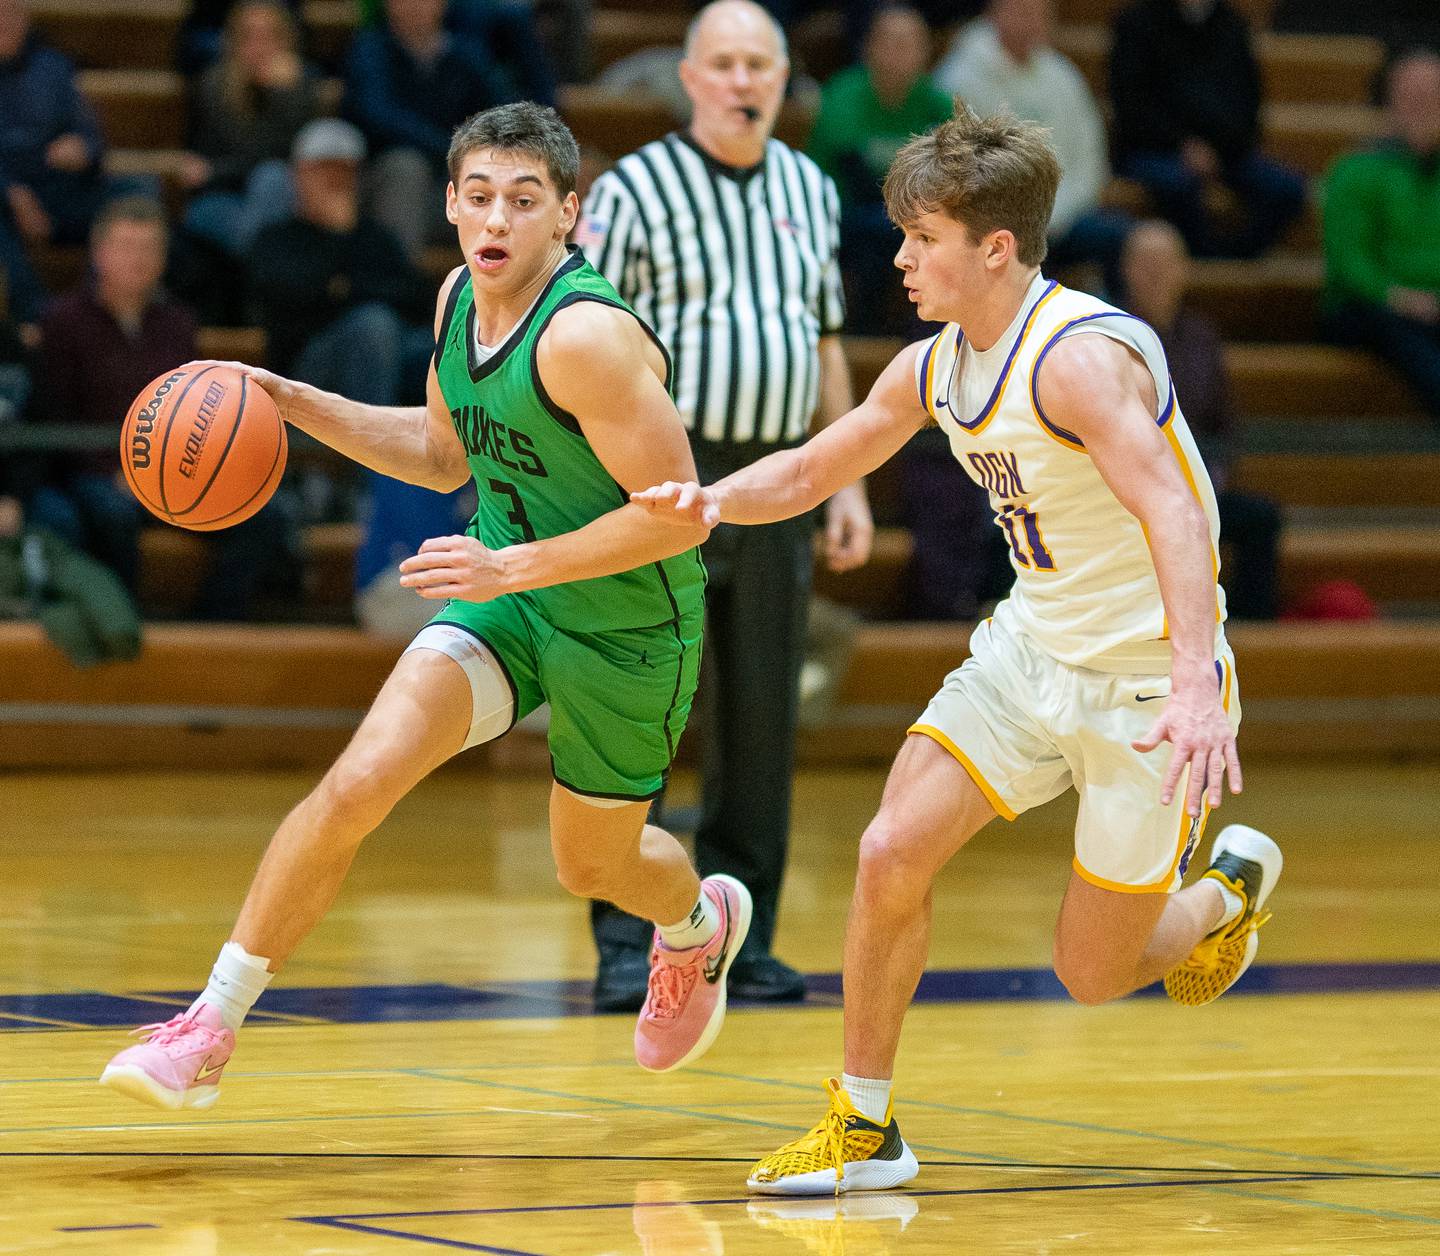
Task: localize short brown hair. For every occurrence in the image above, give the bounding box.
[447,102,579,196]
[883,102,1060,267]
[92,196,169,244]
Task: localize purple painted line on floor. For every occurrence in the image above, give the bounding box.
[297,1218,541,1255]
[6,962,1440,1031]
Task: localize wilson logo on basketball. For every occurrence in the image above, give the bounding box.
[128,370,186,470]
[178,379,227,479]
[121,363,286,531]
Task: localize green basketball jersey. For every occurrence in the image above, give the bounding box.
[434,250,705,632]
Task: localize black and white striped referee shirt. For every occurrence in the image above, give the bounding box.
[576,132,846,449]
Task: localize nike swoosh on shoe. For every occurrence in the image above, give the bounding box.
[704,899,733,984]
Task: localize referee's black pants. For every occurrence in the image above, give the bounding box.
[590,507,813,965]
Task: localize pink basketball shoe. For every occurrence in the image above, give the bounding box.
[635,874,752,1073]
[99,1005,235,1110]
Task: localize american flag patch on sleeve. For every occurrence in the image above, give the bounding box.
[573,215,609,252]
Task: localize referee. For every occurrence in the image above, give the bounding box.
[577,0,873,1010]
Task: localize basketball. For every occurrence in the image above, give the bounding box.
[120,363,286,531]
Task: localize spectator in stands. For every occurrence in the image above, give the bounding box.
[755,0,884,63]
[531,0,589,86]
[28,197,290,619]
[1271,0,1440,49]
[445,0,556,104]
[807,4,951,333]
[345,0,517,260]
[181,0,322,262]
[353,471,475,636]
[899,426,1010,620]
[1108,0,1306,259]
[357,0,559,102]
[0,305,47,554]
[249,120,432,518]
[936,0,1132,290]
[0,303,29,423]
[1321,48,1440,423]
[176,0,303,74]
[1121,219,1281,619]
[0,0,109,327]
[595,47,690,123]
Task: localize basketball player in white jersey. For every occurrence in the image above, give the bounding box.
[632,104,1283,1195]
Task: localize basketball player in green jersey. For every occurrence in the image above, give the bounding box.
[99,103,752,1112]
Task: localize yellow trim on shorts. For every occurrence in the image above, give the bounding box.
[1072,858,1174,894]
[907,723,1018,822]
[1077,792,1211,894]
[1073,653,1235,894]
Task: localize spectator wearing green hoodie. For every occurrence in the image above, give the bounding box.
[1321,47,1440,421]
[807,4,951,333]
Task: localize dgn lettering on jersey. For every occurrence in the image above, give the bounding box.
[452,405,549,478]
[966,450,1027,498]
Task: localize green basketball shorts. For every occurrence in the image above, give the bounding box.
[429,591,702,801]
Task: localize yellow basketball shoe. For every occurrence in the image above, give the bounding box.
[747,1078,918,1195]
[1165,824,1283,1007]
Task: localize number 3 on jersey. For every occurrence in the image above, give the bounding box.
[997,503,1057,571]
[489,478,536,543]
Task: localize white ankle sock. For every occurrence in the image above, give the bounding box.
[656,893,720,950]
[1208,877,1245,931]
[842,1073,893,1124]
[189,941,274,1032]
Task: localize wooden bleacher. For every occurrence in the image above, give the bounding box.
[1233,453,1440,510]
[10,0,1439,773]
[839,335,1426,422]
[74,67,1384,178]
[1054,0,1277,25]
[32,0,356,69]
[3,617,1437,767]
[127,512,1440,630]
[1053,25,1385,109]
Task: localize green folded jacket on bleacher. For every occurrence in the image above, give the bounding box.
[0,528,141,668]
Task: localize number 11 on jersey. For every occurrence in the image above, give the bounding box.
[998,503,1056,571]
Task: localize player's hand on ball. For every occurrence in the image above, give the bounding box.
[630,481,720,529]
[1132,683,1242,817]
[185,360,295,423]
[399,535,509,602]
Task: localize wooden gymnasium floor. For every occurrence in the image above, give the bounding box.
[3,759,1439,1254]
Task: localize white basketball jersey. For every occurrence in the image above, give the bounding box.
[913,274,1226,672]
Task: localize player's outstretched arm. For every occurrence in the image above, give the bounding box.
[400,302,711,603]
[631,340,930,529]
[1037,334,1241,818]
[188,269,471,492]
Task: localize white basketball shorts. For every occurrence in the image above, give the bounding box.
[909,614,1240,893]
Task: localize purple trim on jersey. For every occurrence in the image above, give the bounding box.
[916,333,939,411]
[1029,311,1176,449]
[951,279,1059,431]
